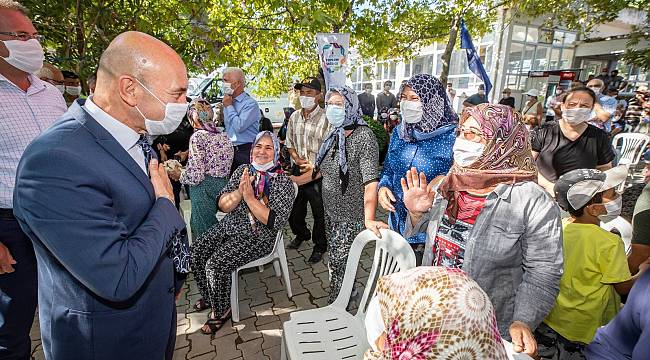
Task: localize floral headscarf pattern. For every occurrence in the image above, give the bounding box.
[398,74,458,142]
[187,97,219,133]
[313,85,367,194]
[439,104,537,206]
[363,267,508,360]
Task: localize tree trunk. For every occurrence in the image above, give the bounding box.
[440,15,461,86]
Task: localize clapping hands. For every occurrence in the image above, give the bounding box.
[239,168,254,203]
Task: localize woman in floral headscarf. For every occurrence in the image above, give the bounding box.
[402,104,563,358]
[176,98,233,237]
[363,267,508,360]
[311,85,387,303]
[191,131,296,334]
[378,74,457,263]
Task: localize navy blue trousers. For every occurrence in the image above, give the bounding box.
[0,214,37,360]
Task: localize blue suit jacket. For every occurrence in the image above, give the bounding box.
[13,102,186,360]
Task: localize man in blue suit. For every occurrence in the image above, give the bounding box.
[13,31,189,360]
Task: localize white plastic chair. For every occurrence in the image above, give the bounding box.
[612,133,650,166]
[280,229,416,360]
[180,200,192,245]
[601,216,632,256]
[230,182,298,323]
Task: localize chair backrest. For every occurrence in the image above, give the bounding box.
[331,229,416,319]
[613,133,650,165]
[600,216,632,255]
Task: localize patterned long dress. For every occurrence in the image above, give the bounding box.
[190,165,295,316]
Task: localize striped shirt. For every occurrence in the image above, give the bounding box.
[285,106,331,164]
[0,73,67,208]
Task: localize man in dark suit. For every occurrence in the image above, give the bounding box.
[13,31,188,360]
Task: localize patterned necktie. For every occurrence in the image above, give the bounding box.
[136,134,158,174]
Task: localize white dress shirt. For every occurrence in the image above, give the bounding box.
[0,73,67,208]
[83,98,147,174]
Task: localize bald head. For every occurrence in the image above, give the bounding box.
[98,31,185,85]
[93,31,188,133]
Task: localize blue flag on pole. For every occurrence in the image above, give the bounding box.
[460,20,492,95]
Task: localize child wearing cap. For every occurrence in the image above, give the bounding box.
[536,165,650,359]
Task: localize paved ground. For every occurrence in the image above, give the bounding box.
[29,208,388,360]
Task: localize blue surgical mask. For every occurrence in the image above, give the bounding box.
[326,105,346,128]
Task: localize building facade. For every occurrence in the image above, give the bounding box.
[350,8,648,112]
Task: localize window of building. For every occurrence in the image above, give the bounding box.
[512,25,527,41]
[389,62,397,79]
[479,45,493,72]
[533,46,549,70]
[560,48,574,68]
[508,43,523,72]
[521,45,535,72]
[549,48,561,69]
[404,61,411,77]
[413,55,433,75]
[435,53,444,75]
[526,28,538,43]
[564,32,577,46]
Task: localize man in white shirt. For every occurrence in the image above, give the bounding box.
[0,2,67,358]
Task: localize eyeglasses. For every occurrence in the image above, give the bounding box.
[455,127,484,142]
[0,31,44,42]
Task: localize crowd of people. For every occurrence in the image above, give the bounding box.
[2,1,650,359]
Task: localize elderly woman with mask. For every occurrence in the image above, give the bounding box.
[377,74,457,262]
[364,267,509,360]
[306,85,386,303]
[402,104,563,358]
[176,98,233,237]
[190,131,295,334]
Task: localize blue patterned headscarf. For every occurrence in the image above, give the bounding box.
[313,85,367,194]
[398,74,458,142]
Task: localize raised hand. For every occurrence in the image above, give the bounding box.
[401,167,435,214]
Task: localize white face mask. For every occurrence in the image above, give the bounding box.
[1,39,44,74]
[562,107,592,125]
[326,105,346,128]
[598,196,622,223]
[65,85,82,96]
[299,95,316,109]
[453,137,485,167]
[478,90,485,96]
[55,84,65,94]
[400,100,423,124]
[252,160,275,172]
[222,82,234,96]
[134,78,187,135]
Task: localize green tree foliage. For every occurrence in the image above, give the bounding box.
[22,0,218,81]
[23,0,646,96]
